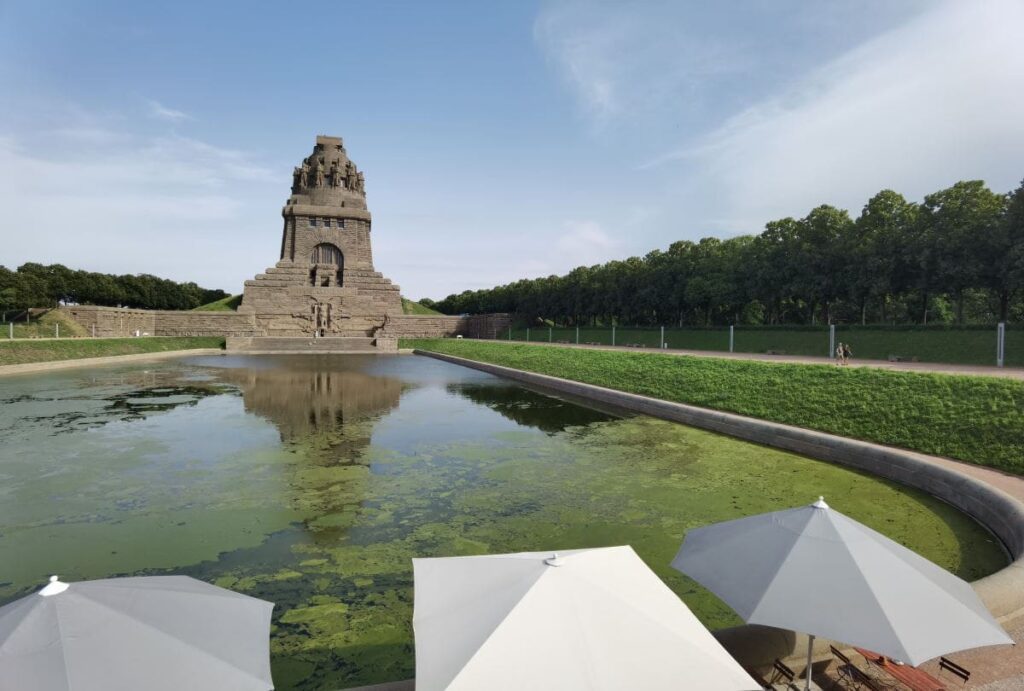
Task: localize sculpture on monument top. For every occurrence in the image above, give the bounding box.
[356,172,365,194]
[314,158,325,188]
[330,161,344,188]
[345,161,357,191]
[296,163,309,189]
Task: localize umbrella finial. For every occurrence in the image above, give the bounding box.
[40,575,69,596]
[544,553,565,567]
[812,496,829,509]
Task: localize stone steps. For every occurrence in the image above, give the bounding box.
[226,336,393,353]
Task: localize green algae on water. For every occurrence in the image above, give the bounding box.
[0,355,1008,690]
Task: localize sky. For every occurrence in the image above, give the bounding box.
[1,0,1023,300]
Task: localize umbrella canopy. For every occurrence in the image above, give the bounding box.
[672,497,1012,667]
[0,575,274,691]
[413,545,760,691]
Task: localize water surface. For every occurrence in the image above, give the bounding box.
[0,354,1006,689]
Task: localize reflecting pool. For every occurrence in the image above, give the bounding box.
[0,354,1007,689]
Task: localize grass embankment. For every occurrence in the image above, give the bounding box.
[0,309,89,339]
[510,326,1020,367]
[192,294,243,311]
[401,297,441,315]
[0,337,225,367]
[404,339,1024,474]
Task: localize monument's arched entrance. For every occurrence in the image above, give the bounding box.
[309,243,344,287]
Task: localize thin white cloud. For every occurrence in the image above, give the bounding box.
[668,0,1024,231]
[146,99,192,123]
[0,110,279,290]
[555,220,620,268]
[533,0,752,129]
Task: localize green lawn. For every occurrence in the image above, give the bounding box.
[508,325,1019,367]
[401,297,441,315]
[0,337,225,366]
[192,294,243,311]
[404,339,1024,474]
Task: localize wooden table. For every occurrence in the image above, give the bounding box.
[853,647,946,691]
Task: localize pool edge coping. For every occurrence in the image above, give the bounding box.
[0,348,226,376]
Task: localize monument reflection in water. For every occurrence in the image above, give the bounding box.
[0,354,1007,691]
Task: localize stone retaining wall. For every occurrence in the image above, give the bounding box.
[61,306,510,340]
[61,306,261,337]
[414,350,1024,673]
[386,314,511,339]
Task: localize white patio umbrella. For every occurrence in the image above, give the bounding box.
[671,497,1013,690]
[413,545,760,691]
[0,575,275,691]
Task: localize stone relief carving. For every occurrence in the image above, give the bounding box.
[290,144,364,194]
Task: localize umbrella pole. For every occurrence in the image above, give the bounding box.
[805,634,815,691]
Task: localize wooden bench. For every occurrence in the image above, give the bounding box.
[937,657,969,685]
[830,645,884,690]
[887,354,920,362]
[765,349,787,355]
[854,647,945,691]
[769,659,796,687]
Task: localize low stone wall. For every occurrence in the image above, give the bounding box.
[415,350,1024,673]
[385,313,511,339]
[62,306,262,337]
[62,306,509,340]
[63,306,156,337]
[152,311,262,337]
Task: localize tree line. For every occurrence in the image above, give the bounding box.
[0,263,229,312]
[428,179,1024,326]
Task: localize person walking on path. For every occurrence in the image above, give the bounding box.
[836,342,846,366]
[843,342,853,365]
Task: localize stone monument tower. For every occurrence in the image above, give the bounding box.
[238,135,403,337]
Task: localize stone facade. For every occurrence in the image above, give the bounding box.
[238,135,404,337]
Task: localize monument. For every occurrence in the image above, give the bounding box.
[64,134,510,347]
[237,135,403,339]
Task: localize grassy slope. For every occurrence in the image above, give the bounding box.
[401,297,442,315]
[192,294,243,311]
[404,339,1024,474]
[510,326,1020,367]
[0,310,89,339]
[0,337,225,366]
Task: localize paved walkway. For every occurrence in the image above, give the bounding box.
[477,339,1024,381]
[817,619,1024,689]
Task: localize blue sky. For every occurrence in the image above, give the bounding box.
[2,1,1023,300]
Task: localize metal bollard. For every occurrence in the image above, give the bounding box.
[997,322,1006,368]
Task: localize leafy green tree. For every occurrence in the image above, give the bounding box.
[992,179,1024,321]
[920,181,1006,323]
[851,191,919,324]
